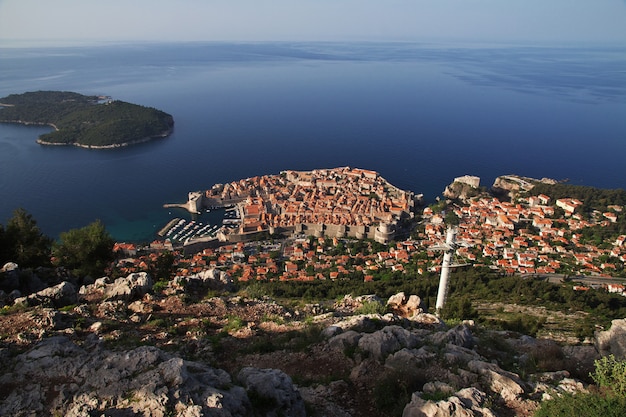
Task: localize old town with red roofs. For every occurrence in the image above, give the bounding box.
[113,170,625,293]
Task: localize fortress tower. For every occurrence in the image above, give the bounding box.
[374,222,395,244]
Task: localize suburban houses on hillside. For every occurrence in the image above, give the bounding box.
[114,190,625,295]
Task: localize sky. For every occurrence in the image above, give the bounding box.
[0,0,625,46]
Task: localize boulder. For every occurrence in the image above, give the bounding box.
[329,314,382,333]
[406,295,423,312]
[402,387,496,417]
[423,381,455,396]
[328,330,362,352]
[442,343,482,365]
[128,300,153,314]
[238,367,306,417]
[24,281,77,308]
[387,292,407,307]
[358,325,421,361]
[467,360,526,402]
[595,318,626,359]
[385,347,436,371]
[1,265,46,294]
[1,262,19,273]
[104,272,153,301]
[387,292,424,317]
[428,324,474,349]
[410,312,444,327]
[184,268,234,291]
[0,263,20,291]
[322,325,344,339]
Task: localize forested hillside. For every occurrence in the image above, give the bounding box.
[0,91,174,147]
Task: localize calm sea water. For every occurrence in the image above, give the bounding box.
[1,42,625,242]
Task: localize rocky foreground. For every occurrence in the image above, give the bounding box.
[1,265,624,417]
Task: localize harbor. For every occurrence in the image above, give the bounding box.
[156,205,242,245]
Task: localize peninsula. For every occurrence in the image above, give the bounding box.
[0,91,174,148]
[165,167,421,245]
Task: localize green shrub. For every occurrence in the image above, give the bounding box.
[152,280,169,293]
[223,315,246,333]
[534,355,626,417]
[240,282,268,300]
[441,296,478,321]
[592,355,626,397]
[355,301,386,315]
[534,391,626,417]
[420,390,452,402]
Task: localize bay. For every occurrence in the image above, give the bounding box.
[1,42,625,242]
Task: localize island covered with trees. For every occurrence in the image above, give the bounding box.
[0,91,174,148]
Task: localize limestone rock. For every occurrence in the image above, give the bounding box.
[358,325,420,361]
[322,325,344,339]
[299,380,354,417]
[387,292,407,307]
[0,336,268,417]
[428,324,475,349]
[467,360,526,402]
[238,367,306,417]
[1,262,19,272]
[595,318,626,359]
[443,176,482,202]
[335,294,383,314]
[443,343,482,365]
[182,268,234,292]
[354,294,383,305]
[128,299,153,314]
[349,357,385,385]
[328,330,362,352]
[24,281,77,308]
[32,308,73,330]
[385,347,436,371]
[423,381,455,396]
[402,387,496,417]
[96,300,128,321]
[1,266,46,294]
[329,314,382,333]
[0,263,20,291]
[79,273,152,302]
[105,272,153,301]
[410,312,444,327]
[387,292,424,317]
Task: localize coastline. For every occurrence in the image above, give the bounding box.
[0,119,58,131]
[0,119,173,148]
[35,128,172,149]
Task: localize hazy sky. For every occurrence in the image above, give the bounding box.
[1,0,625,46]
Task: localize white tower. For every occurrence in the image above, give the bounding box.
[435,227,456,313]
[431,226,470,316]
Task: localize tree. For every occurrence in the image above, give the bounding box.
[151,251,176,281]
[0,224,8,265]
[444,210,460,226]
[52,220,114,278]
[2,208,52,267]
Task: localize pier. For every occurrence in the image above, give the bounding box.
[158,218,181,236]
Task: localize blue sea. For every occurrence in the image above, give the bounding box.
[1,42,625,242]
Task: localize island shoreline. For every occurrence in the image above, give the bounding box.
[0,91,174,149]
[0,119,173,149]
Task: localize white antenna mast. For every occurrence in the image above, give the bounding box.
[431,226,470,316]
